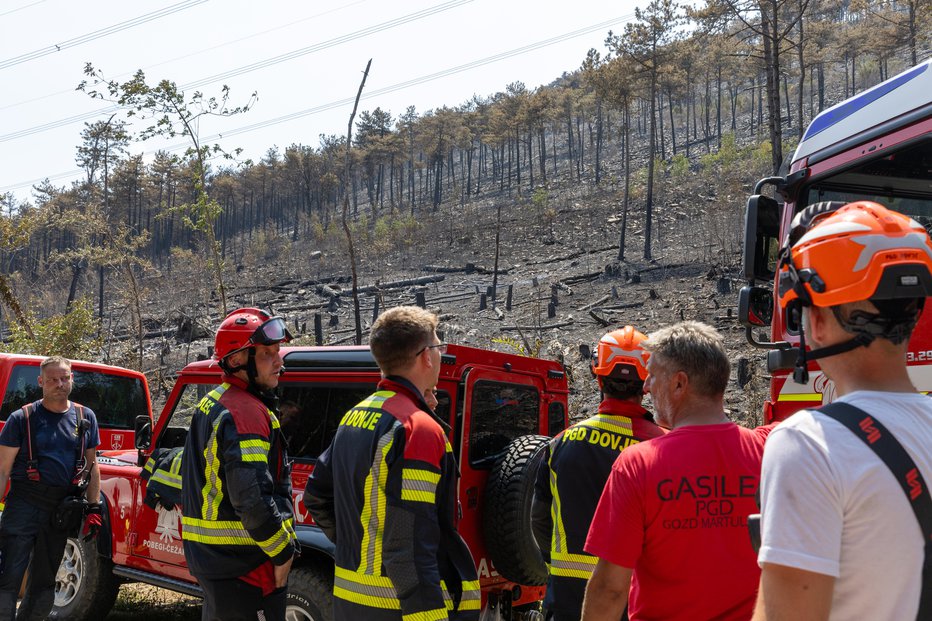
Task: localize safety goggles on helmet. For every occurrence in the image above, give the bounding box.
[250,316,293,347]
[775,200,932,383]
[226,316,294,359]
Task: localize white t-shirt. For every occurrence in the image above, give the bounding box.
[758,390,932,620]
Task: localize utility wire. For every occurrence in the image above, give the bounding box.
[0,0,208,70]
[190,15,635,142]
[0,0,46,19]
[0,14,634,195]
[0,0,472,141]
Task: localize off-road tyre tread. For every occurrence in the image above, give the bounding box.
[482,434,550,586]
[287,561,334,621]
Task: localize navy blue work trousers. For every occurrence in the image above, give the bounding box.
[0,497,69,621]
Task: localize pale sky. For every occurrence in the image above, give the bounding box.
[0,0,641,204]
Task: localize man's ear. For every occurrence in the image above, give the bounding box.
[806,305,833,345]
[226,350,247,369]
[671,370,688,397]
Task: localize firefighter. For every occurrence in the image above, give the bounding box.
[755,201,932,620]
[304,306,480,621]
[181,308,299,621]
[532,326,664,621]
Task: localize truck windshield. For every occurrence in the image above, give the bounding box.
[804,138,932,229]
[0,364,148,430]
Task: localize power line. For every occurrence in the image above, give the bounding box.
[0,14,634,195]
[0,0,473,142]
[0,0,46,19]
[192,15,635,142]
[183,0,473,90]
[0,0,208,71]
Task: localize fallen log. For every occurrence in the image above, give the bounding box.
[599,301,645,311]
[580,295,611,311]
[499,321,574,331]
[588,310,611,327]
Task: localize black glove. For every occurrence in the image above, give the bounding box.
[82,503,102,542]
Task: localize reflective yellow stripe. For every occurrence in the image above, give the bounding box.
[359,421,398,573]
[207,384,229,402]
[403,610,447,621]
[239,438,271,463]
[401,468,440,504]
[459,580,481,610]
[357,391,395,409]
[587,415,633,435]
[550,461,567,556]
[182,517,253,545]
[201,413,225,520]
[551,550,598,579]
[256,520,296,558]
[777,393,821,401]
[334,566,400,610]
[181,516,296,556]
[150,469,182,489]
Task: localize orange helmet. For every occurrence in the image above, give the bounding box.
[778,201,932,309]
[591,326,649,381]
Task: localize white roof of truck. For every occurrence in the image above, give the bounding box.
[793,60,932,165]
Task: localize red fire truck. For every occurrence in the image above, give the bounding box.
[739,59,932,422]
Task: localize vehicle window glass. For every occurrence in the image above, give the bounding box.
[469,380,540,468]
[158,383,213,449]
[0,364,148,430]
[803,140,932,230]
[277,383,377,461]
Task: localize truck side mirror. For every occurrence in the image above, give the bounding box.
[743,195,781,282]
[134,415,152,450]
[738,286,774,328]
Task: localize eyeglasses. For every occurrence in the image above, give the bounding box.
[417,342,447,356]
[250,317,294,346]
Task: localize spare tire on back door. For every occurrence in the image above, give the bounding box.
[482,434,551,586]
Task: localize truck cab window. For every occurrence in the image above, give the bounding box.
[0,364,147,430]
[469,381,540,468]
[277,383,376,461]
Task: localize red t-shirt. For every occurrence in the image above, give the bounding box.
[585,423,766,621]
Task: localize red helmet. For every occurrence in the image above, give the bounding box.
[778,201,932,309]
[591,326,649,381]
[214,308,293,363]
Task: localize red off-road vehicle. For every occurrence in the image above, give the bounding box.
[54,344,568,620]
[0,354,151,456]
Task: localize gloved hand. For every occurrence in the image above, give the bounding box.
[82,503,102,542]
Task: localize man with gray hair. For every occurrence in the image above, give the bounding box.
[582,321,768,621]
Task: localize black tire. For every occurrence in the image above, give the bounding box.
[49,536,120,621]
[287,562,334,621]
[482,434,550,586]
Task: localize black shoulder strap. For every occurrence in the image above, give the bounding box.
[818,401,932,620]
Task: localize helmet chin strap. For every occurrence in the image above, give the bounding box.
[793,323,875,384]
[221,348,262,390]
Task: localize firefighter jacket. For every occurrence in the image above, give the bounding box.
[141,446,183,510]
[532,398,665,618]
[181,375,298,580]
[304,376,480,621]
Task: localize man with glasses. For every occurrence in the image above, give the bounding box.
[181,308,299,621]
[305,306,480,621]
